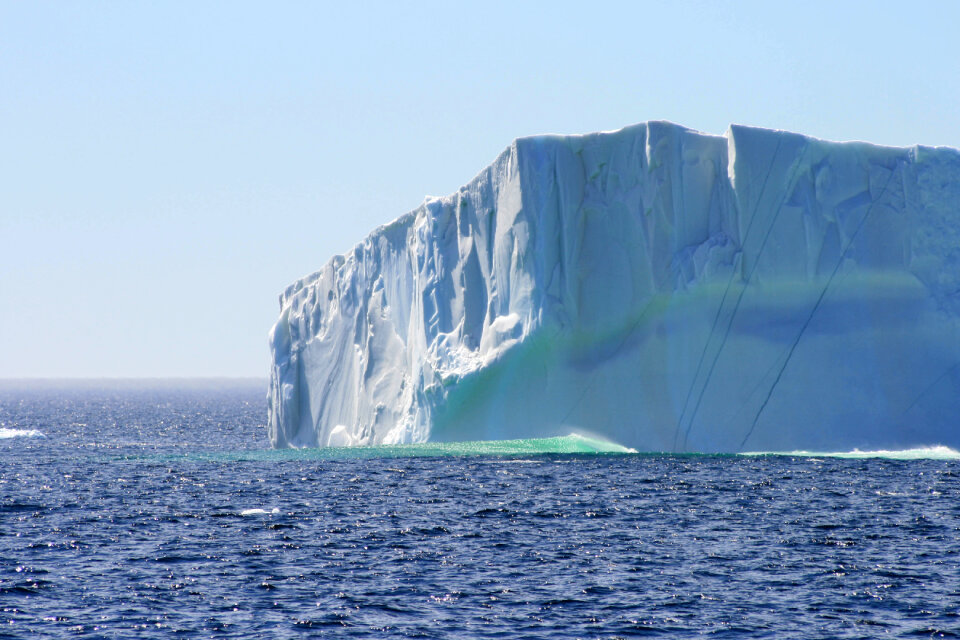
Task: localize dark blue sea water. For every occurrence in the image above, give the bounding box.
[1,381,959,639]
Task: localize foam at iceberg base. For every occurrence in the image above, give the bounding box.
[742,446,960,460]
[268,121,960,452]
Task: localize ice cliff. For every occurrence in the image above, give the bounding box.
[268,122,960,452]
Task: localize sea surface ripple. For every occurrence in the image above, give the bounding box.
[1,382,958,639]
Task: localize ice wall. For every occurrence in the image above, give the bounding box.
[268,122,960,452]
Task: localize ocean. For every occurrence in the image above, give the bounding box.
[1,381,958,639]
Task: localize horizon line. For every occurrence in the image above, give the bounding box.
[0,376,267,381]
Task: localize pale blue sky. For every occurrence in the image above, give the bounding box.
[2,1,958,377]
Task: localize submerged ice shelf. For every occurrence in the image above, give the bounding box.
[268,121,960,452]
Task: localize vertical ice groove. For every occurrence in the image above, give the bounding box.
[269,122,960,453]
[681,140,811,448]
[674,133,787,449]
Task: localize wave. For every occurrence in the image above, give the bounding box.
[0,428,45,439]
[741,445,960,460]
[239,508,280,516]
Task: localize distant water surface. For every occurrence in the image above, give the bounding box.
[1,382,958,639]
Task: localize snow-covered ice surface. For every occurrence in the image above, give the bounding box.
[268,122,960,452]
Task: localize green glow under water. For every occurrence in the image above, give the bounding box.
[276,433,637,459]
[132,433,637,463]
[116,437,960,464]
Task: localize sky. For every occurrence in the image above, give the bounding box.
[2,0,959,378]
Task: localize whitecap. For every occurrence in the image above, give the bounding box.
[239,507,280,516]
[0,428,45,439]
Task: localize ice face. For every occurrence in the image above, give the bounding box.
[268,121,960,452]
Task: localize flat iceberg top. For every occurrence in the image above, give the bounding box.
[268,121,960,453]
[282,121,951,305]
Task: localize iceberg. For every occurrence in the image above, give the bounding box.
[268,121,960,452]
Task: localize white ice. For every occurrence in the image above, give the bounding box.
[268,122,960,452]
